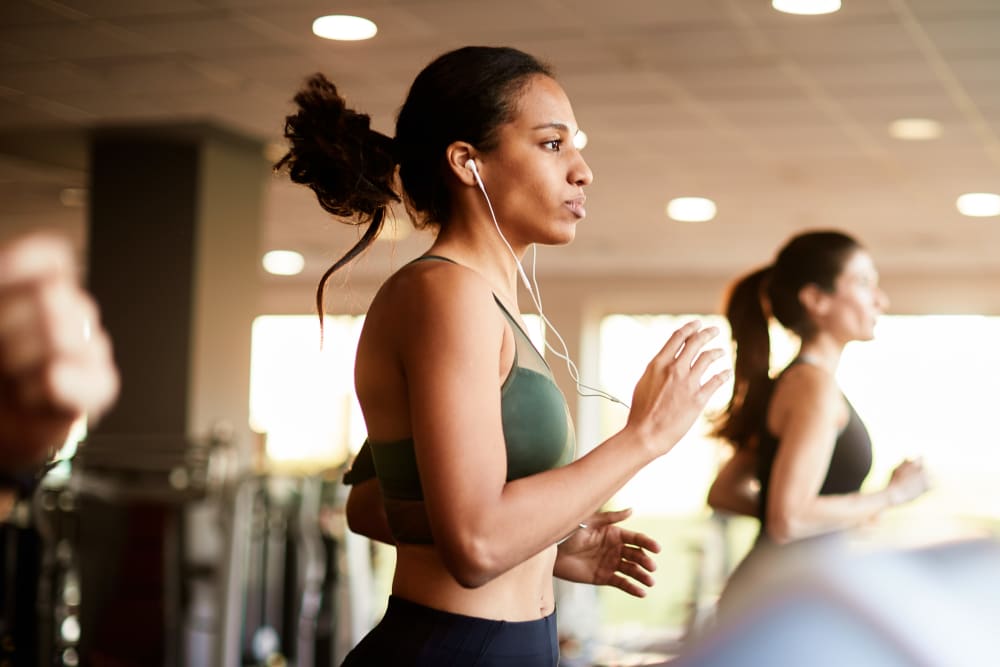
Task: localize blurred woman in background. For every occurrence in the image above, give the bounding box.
[707,229,930,610]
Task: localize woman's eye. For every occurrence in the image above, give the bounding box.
[543,139,562,152]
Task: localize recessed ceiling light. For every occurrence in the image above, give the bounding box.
[312,15,378,41]
[772,0,841,15]
[667,197,717,222]
[573,129,588,150]
[888,118,942,141]
[956,192,1000,217]
[262,250,305,276]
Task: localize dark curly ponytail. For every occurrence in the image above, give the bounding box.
[275,73,400,316]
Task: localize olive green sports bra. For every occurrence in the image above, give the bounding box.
[343,255,576,544]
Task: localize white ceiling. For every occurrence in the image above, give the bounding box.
[2,0,1000,285]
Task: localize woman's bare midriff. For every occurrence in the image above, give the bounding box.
[390,543,558,621]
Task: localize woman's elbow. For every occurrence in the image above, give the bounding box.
[765,510,798,545]
[706,485,719,508]
[439,535,503,589]
[706,486,729,512]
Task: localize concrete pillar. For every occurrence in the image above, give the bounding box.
[87,124,265,446]
[75,124,268,666]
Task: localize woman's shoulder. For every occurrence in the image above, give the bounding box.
[383,254,491,296]
[770,363,845,430]
[372,255,500,325]
[775,361,838,397]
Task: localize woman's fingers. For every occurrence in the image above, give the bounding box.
[621,544,657,574]
[610,574,647,598]
[674,325,721,369]
[650,320,703,366]
[610,548,658,595]
[690,346,726,377]
[622,530,661,555]
[648,321,722,376]
[698,368,734,401]
[652,324,726,395]
[617,560,655,589]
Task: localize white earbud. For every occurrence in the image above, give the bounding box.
[465,158,483,186]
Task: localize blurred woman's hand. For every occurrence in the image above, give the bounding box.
[0,234,119,471]
[887,458,931,506]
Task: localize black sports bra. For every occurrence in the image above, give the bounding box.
[756,358,873,540]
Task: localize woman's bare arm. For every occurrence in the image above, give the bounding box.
[345,478,395,545]
[766,367,905,543]
[707,446,759,518]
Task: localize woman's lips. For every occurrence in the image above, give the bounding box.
[565,196,587,219]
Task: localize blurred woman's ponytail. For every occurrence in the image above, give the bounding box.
[712,266,774,449]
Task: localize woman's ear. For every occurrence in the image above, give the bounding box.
[799,283,831,318]
[445,141,479,186]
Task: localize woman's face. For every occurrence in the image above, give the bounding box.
[817,249,890,342]
[476,74,593,247]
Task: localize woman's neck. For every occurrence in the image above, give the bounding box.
[430,226,528,308]
[797,337,844,374]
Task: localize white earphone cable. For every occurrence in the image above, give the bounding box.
[471,165,628,408]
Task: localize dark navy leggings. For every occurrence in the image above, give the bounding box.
[341,595,559,666]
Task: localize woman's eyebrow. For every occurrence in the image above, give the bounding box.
[531,121,572,132]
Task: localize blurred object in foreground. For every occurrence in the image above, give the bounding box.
[678,537,1000,666]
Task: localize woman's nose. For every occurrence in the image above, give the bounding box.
[571,152,593,187]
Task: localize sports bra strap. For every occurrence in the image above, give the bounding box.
[407,254,457,265]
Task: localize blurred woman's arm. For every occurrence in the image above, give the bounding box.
[707,446,759,518]
[766,366,926,543]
